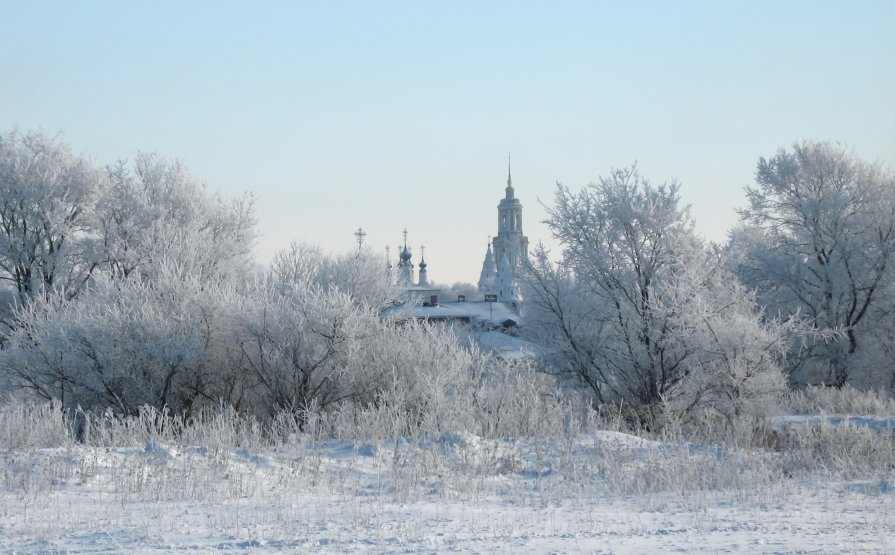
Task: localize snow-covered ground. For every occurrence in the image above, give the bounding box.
[2,429,892,553]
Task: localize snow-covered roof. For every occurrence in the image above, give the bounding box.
[402,285,441,294]
[382,300,521,327]
[381,301,538,360]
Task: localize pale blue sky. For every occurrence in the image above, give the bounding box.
[3,1,893,284]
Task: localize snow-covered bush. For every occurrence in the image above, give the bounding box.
[0,259,389,420]
[0,263,242,415]
[784,384,895,416]
[0,399,72,449]
[658,259,791,440]
[228,277,383,420]
[778,418,895,479]
[319,328,576,440]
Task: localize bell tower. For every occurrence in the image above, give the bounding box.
[492,155,529,274]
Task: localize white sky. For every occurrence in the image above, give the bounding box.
[3,1,893,284]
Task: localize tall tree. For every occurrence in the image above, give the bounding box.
[733,141,895,387]
[0,129,102,302]
[524,166,787,427]
[98,153,257,282]
[538,166,700,411]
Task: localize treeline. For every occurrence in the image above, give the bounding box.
[0,128,892,439]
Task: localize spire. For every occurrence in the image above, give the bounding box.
[507,153,512,187]
[505,153,515,198]
[477,237,498,295]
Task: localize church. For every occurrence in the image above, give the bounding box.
[388,158,529,304]
[476,158,529,302]
[381,159,535,356]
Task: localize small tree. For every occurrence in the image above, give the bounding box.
[231,278,377,419]
[659,253,790,433]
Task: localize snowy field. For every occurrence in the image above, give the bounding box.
[2,424,893,554]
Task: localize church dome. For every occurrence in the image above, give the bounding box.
[399,246,412,261]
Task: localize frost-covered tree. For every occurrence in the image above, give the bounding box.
[732,141,895,387]
[531,167,700,411]
[523,245,611,400]
[229,278,381,418]
[524,166,788,426]
[0,263,241,414]
[0,129,257,312]
[269,242,398,310]
[98,153,256,282]
[658,254,791,430]
[0,241,459,421]
[0,129,103,303]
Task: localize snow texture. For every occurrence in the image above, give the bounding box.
[2,430,892,553]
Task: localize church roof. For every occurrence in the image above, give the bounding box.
[382,300,521,327]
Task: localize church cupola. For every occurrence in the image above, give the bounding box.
[396,228,414,285]
[417,245,429,286]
